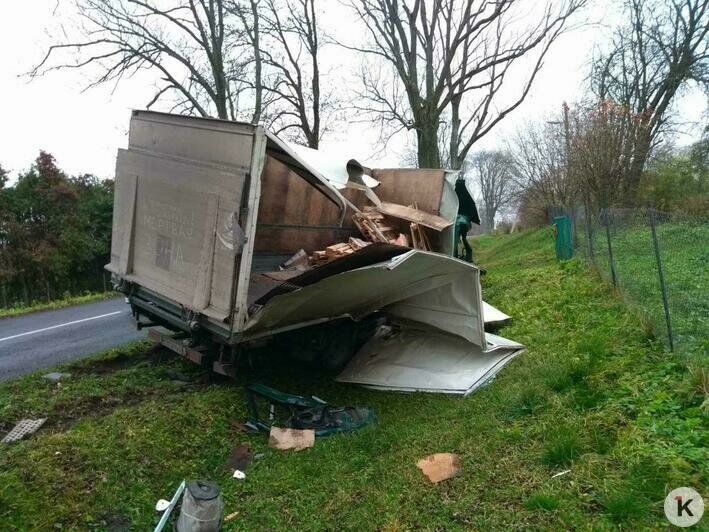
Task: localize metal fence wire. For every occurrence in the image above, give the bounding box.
[556,206,708,355]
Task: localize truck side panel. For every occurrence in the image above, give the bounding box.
[108,149,247,320]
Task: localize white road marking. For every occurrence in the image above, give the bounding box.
[0,311,124,343]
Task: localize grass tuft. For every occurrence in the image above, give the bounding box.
[524,492,561,511]
[601,490,647,522]
[542,428,584,467]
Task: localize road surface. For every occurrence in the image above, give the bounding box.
[0,297,145,381]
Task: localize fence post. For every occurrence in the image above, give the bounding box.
[585,204,595,263]
[604,208,618,286]
[648,208,674,352]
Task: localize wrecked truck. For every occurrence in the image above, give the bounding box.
[106,110,523,394]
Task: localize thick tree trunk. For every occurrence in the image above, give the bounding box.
[483,209,496,233]
[416,122,441,169]
[625,131,651,204]
[449,95,462,170]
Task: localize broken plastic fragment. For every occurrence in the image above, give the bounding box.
[416,453,462,483]
[1,418,47,444]
[155,499,171,512]
[232,470,246,480]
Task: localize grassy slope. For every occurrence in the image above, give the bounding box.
[0,229,705,530]
[0,292,117,319]
[577,221,708,355]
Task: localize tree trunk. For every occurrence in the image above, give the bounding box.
[483,209,496,233]
[416,122,441,168]
[625,130,651,204]
[449,95,462,170]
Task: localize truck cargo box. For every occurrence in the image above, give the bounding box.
[107,110,524,394]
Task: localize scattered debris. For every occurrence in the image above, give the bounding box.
[175,480,223,532]
[1,418,47,444]
[229,420,259,434]
[416,453,462,483]
[246,383,375,437]
[281,248,309,270]
[155,499,171,512]
[225,443,253,479]
[551,469,571,479]
[378,202,452,231]
[409,222,431,251]
[42,372,70,382]
[268,427,315,451]
[224,511,240,522]
[352,209,400,243]
[154,480,186,532]
[309,237,371,266]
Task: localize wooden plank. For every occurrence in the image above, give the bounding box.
[377,202,452,231]
[369,168,445,215]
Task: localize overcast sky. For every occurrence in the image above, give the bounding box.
[1,1,706,182]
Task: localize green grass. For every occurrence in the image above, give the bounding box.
[0,229,706,530]
[576,219,708,356]
[0,291,118,319]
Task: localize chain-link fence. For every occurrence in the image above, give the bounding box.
[555,206,707,355]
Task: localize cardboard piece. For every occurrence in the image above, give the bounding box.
[416,453,462,483]
[268,427,315,451]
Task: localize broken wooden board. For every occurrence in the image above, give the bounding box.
[416,453,462,483]
[377,202,452,231]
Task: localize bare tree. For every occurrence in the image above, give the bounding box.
[344,0,585,169]
[230,0,265,123]
[568,100,638,208]
[508,116,573,210]
[469,150,517,231]
[32,0,250,120]
[592,0,709,201]
[262,0,324,148]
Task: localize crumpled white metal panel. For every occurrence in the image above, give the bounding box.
[244,250,486,348]
[336,328,523,395]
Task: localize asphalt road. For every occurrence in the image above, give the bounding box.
[0,297,145,381]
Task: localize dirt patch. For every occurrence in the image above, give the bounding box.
[98,512,131,532]
[45,386,195,431]
[70,345,175,376]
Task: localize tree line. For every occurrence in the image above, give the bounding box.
[30,0,708,231]
[442,0,709,229]
[0,153,113,307]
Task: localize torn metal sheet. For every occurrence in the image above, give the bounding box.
[281,139,380,190]
[246,249,523,395]
[482,301,511,325]
[245,249,486,348]
[336,327,523,395]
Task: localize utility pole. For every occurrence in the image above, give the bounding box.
[562,101,571,178]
